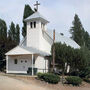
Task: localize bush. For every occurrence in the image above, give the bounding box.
[37,73,60,84]
[86,74,90,78]
[79,67,90,78]
[66,76,82,86]
[37,72,44,79]
[70,70,79,76]
[83,78,90,83]
[83,74,90,83]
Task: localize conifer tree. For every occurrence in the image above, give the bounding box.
[15,24,20,44]
[0,18,7,40]
[22,5,34,37]
[70,14,84,46]
[8,22,16,41]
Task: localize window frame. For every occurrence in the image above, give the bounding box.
[14,59,18,64]
[34,21,36,28]
[30,22,33,28]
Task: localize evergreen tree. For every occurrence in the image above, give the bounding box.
[83,31,90,50]
[0,18,7,61]
[0,18,7,40]
[22,5,34,37]
[70,14,84,46]
[15,24,20,44]
[8,22,16,41]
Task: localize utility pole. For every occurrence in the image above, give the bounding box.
[52,29,55,71]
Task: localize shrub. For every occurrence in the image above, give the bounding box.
[43,73,60,84]
[83,78,90,83]
[79,67,90,78]
[83,74,90,83]
[37,72,44,79]
[37,73,60,84]
[86,74,90,78]
[70,70,79,76]
[66,76,82,86]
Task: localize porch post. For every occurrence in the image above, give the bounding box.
[45,58,46,73]
[6,55,8,73]
[32,54,34,76]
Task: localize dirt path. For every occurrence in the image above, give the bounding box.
[0,74,90,90]
[0,75,50,90]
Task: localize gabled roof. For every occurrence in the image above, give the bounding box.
[20,46,50,56]
[24,11,49,23]
[19,29,80,49]
[45,30,80,49]
[5,46,32,55]
[6,45,50,56]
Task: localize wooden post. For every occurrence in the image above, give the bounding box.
[45,58,46,73]
[32,54,34,76]
[52,29,55,71]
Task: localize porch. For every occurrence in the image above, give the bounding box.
[5,46,50,75]
[6,54,48,75]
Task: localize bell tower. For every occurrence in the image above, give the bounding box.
[24,2,49,49]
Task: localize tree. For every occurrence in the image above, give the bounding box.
[0,18,7,62]
[15,24,20,44]
[8,22,16,41]
[22,5,34,37]
[70,14,84,46]
[0,18,7,40]
[83,31,90,50]
[51,43,87,74]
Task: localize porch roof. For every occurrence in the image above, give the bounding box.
[5,45,50,56]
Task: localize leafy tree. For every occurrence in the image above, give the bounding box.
[71,48,87,72]
[51,43,87,74]
[15,24,20,44]
[22,4,34,37]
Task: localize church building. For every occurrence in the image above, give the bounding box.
[5,1,80,75]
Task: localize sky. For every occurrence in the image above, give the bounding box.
[0,0,90,38]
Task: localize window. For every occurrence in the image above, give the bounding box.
[25,60,27,63]
[34,22,36,28]
[33,56,35,64]
[30,22,33,28]
[14,59,18,64]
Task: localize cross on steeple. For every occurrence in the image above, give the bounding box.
[34,1,40,11]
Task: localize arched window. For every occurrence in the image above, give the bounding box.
[34,22,36,28]
[30,22,33,28]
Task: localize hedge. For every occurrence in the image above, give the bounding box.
[37,73,60,84]
[66,76,82,86]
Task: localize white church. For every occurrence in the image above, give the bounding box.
[5,1,80,75]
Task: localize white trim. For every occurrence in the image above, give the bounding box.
[7,71,27,74]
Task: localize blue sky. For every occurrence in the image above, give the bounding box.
[0,0,90,38]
